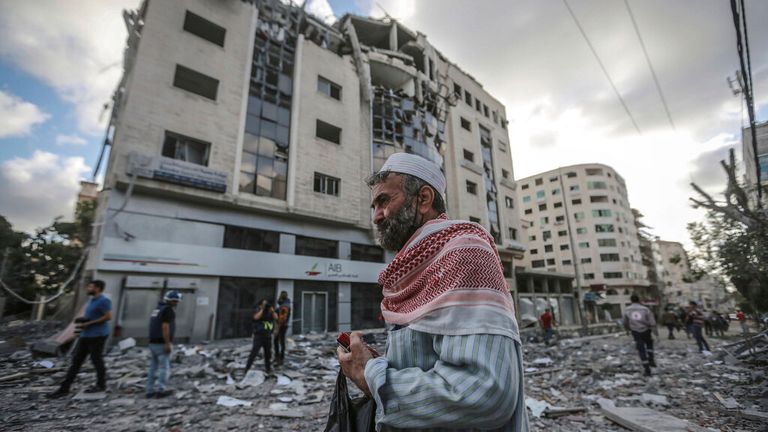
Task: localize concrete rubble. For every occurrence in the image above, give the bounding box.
[1,317,767,431]
[522,329,768,431]
[0,319,380,431]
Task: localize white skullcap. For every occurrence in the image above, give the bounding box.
[379,153,446,195]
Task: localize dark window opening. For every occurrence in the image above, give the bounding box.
[350,243,385,263]
[183,11,226,47]
[466,180,478,194]
[223,225,280,252]
[460,117,472,131]
[295,236,338,258]
[463,149,474,162]
[316,119,341,144]
[173,64,218,100]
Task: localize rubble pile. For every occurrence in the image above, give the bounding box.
[522,330,768,431]
[0,325,386,431]
[0,317,63,355]
[1,317,766,431]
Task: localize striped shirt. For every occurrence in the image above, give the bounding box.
[364,326,529,431]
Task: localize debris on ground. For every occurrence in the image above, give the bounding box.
[522,328,768,431]
[1,317,766,431]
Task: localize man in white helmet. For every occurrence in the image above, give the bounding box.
[146,290,182,398]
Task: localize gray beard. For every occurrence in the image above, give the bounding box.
[376,200,420,252]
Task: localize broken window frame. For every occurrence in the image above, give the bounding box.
[317,75,342,100]
[162,131,211,166]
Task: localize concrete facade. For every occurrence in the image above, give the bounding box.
[742,120,768,207]
[654,240,730,310]
[86,0,524,342]
[516,163,649,321]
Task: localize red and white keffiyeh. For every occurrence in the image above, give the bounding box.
[379,214,521,341]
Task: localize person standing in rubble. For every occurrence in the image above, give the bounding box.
[687,301,711,353]
[677,306,691,339]
[540,307,555,344]
[661,307,678,340]
[145,290,182,398]
[337,153,529,431]
[244,299,277,375]
[273,291,291,366]
[622,294,657,377]
[47,280,112,399]
[736,310,748,335]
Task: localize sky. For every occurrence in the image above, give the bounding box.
[0,0,766,247]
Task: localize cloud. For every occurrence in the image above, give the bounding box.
[0,151,90,233]
[306,0,336,24]
[0,0,139,135]
[55,134,88,147]
[365,0,768,245]
[0,90,49,139]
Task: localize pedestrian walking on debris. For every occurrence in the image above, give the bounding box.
[540,308,555,344]
[736,310,748,335]
[703,309,713,337]
[622,294,657,377]
[47,280,112,399]
[661,307,678,340]
[677,306,691,339]
[687,301,711,353]
[244,299,277,374]
[146,290,181,398]
[337,153,529,431]
[273,291,291,366]
[712,311,728,337]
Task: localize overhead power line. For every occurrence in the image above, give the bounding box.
[730,0,762,205]
[623,0,676,131]
[562,0,642,135]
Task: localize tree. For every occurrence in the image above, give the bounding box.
[0,203,93,315]
[688,149,768,312]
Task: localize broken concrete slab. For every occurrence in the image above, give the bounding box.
[741,409,768,422]
[117,337,136,351]
[216,395,252,407]
[640,393,670,406]
[72,391,107,401]
[253,408,306,418]
[600,402,706,432]
[713,391,740,410]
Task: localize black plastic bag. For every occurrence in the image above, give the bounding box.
[323,371,377,432]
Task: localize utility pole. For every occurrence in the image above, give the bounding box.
[558,169,589,335]
[0,247,8,319]
[730,0,762,207]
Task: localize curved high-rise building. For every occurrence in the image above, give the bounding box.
[516,163,650,323]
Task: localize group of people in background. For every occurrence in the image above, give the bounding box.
[45,280,293,399]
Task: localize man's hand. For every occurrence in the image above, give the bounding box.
[164,342,172,354]
[337,331,373,396]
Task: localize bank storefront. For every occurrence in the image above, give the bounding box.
[93,229,388,343]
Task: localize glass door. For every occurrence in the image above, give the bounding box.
[301,291,328,334]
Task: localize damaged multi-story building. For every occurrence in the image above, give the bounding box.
[85,0,525,343]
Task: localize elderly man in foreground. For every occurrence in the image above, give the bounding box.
[338,153,529,431]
